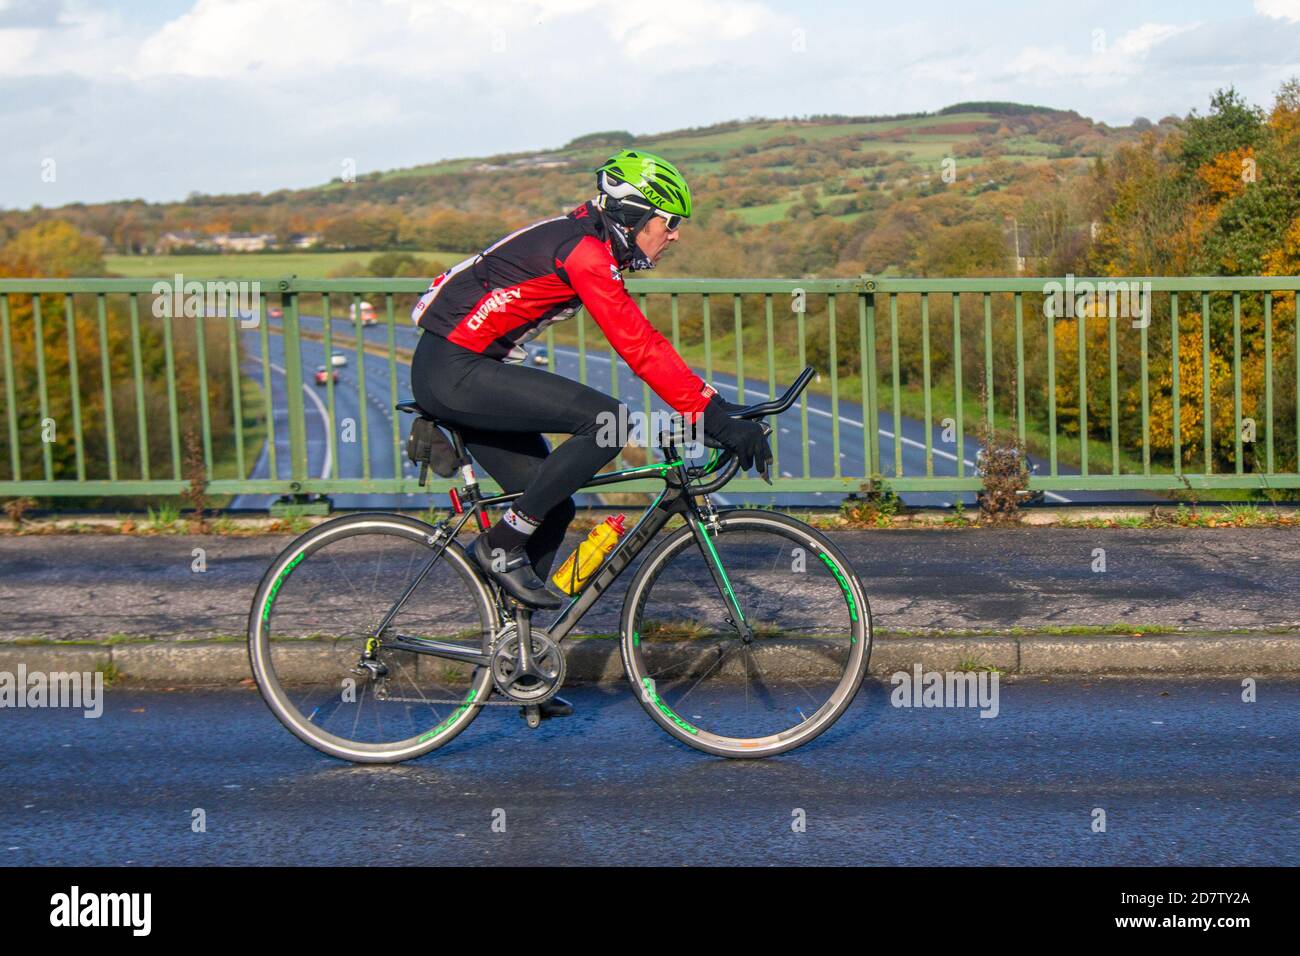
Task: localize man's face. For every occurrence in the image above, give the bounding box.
[635,214,681,264]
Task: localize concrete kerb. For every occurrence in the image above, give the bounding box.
[3,632,1298,686]
[4,504,1298,536]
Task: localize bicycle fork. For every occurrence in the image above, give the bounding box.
[687,511,754,643]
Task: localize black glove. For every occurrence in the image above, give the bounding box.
[708,395,747,416]
[702,394,773,474]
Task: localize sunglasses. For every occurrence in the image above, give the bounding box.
[653,209,684,231]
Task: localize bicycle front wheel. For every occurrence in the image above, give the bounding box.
[621,510,870,758]
[248,513,497,763]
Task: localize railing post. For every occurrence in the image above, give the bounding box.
[270,276,328,514]
[280,282,308,483]
[1,295,19,481]
[861,277,881,478]
[3,274,1300,503]
[273,277,315,515]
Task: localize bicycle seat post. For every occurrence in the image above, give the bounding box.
[443,425,492,533]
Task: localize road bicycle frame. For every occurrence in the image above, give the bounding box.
[377,366,815,671]
[375,447,737,670]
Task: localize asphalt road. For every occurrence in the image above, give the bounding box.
[233,315,1156,511]
[7,526,1299,642]
[3,679,1295,865]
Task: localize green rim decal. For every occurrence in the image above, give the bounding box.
[632,631,639,646]
[641,678,698,735]
[262,551,306,623]
[418,687,479,743]
[818,552,859,626]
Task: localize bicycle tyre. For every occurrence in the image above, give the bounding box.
[248,512,497,763]
[620,510,871,758]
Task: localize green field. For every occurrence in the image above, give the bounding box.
[734,199,800,225]
[371,112,1007,186]
[637,112,998,157]
[106,250,469,279]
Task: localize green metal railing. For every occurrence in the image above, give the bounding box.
[0,275,1298,503]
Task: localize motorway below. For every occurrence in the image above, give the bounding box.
[2,680,1296,865]
[233,315,1157,511]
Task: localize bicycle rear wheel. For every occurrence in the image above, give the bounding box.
[621,510,870,758]
[248,513,497,763]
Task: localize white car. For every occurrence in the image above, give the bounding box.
[330,351,347,368]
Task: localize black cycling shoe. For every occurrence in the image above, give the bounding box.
[539,696,573,718]
[521,696,574,724]
[471,534,562,609]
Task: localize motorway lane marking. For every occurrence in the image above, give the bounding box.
[268,360,333,480]
[272,338,1059,505]
[298,346,412,482]
[299,339,1045,496]
[579,349,1070,501]
[796,401,1072,504]
[549,344,1071,504]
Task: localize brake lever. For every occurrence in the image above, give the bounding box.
[758,422,773,485]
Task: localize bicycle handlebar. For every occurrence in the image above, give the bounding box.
[734,365,817,420]
[686,366,815,494]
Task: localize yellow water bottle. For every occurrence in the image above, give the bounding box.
[552,514,626,595]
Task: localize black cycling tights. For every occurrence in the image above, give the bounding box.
[411,332,623,576]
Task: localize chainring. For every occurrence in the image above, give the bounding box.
[490,631,566,704]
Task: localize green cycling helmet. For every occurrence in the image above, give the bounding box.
[596,149,692,219]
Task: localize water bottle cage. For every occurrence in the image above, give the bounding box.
[564,546,582,594]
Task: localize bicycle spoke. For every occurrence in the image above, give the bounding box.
[251,516,492,758]
[627,513,867,755]
[670,639,743,709]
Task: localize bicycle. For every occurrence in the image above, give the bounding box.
[247,367,871,762]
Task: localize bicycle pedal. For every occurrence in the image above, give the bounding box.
[518,697,572,728]
[539,696,573,719]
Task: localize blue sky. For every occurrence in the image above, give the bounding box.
[3,0,1299,209]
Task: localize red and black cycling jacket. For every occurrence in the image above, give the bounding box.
[411,201,715,416]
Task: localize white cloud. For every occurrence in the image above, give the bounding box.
[1255,0,1300,23]
[1001,21,1203,91]
[0,27,39,67]
[122,0,789,80]
[3,1,1300,207]
[1114,22,1195,56]
[0,1,132,78]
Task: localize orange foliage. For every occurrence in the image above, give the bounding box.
[1196,147,1254,201]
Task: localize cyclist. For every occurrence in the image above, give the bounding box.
[410,150,771,609]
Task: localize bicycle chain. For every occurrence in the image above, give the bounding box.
[368,622,560,706]
[371,691,526,707]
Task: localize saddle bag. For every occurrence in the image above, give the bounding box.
[406,417,460,483]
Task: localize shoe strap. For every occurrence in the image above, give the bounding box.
[501,551,532,572]
[482,539,531,572]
